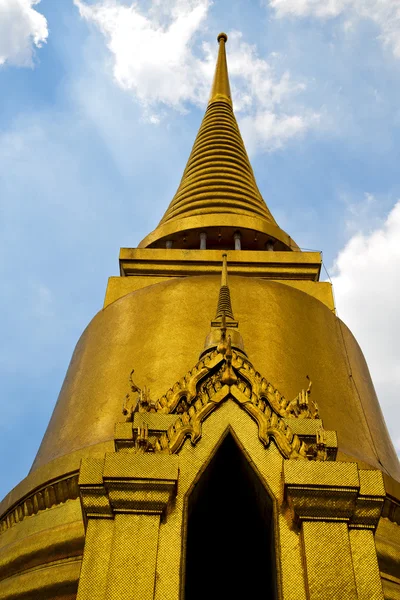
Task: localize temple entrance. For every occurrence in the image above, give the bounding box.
[184,433,277,600]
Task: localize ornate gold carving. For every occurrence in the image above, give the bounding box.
[285,377,319,419]
[122,369,156,420]
[153,350,221,415]
[304,427,328,461]
[135,423,154,453]
[120,346,329,460]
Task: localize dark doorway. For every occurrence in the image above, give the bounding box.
[184,433,277,600]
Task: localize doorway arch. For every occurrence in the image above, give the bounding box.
[184,432,278,599]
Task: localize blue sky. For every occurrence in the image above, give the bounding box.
[1,0,400,499]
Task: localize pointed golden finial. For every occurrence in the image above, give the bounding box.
[203,254,245,356]
[209,33,231,105]
[214,254,236,322]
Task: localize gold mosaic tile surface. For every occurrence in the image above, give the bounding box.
[350,529,384,599]
[303,521,357,599]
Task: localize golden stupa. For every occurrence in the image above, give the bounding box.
[0,33,399,600]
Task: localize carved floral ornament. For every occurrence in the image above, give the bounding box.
[122,337,331,462]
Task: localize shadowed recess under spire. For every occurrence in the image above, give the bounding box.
[139,34,297,251]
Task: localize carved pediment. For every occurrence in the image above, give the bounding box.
[121,343,329,461]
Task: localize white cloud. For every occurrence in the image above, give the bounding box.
[74,1,319,150]
[240,110,319,153]
[331,199,400,452]
[74,0,212,110]
[0,0,48,67]
[270,0,349,19]
[269,0,400,59]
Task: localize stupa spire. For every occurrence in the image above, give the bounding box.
[139,33,297,251]
[209,33,231,105]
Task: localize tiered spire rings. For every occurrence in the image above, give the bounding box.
[139,34,297,251]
